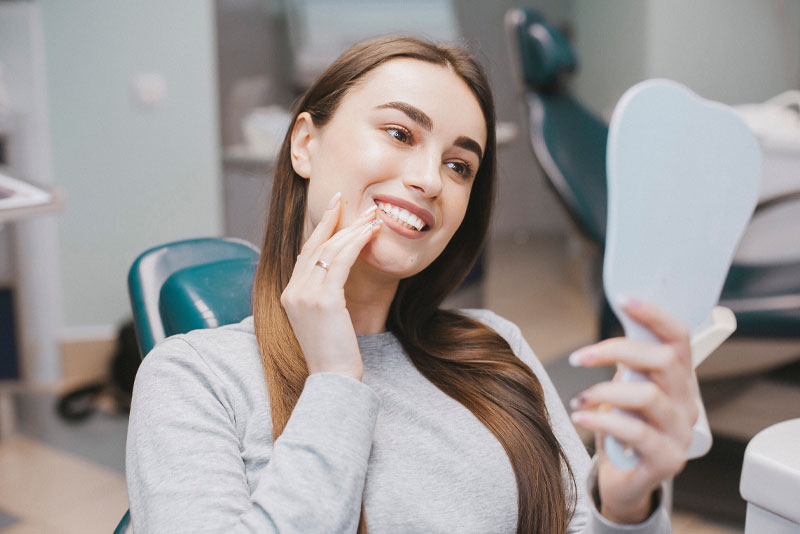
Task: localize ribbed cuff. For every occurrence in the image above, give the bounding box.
[282,372,381,464]
[587,457,671,534]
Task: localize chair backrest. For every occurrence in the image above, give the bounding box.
[506,7,609,245]
[159,258,258,338]
[506,8,576,92]
[127,237,260,357]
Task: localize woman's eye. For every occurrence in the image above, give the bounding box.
[386,127,411,144]
[447,161,474,178]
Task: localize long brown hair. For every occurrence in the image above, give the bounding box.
[252,36,576,533]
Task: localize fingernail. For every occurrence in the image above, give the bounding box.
[570,411,591,425]
[569,348,592,367]
[327,192,341,209]
[360,205,378,218]
[569,394,587,410]
[617,295,643,310]
[361,219,382,233]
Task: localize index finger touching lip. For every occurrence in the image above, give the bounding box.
[619,298,690,344]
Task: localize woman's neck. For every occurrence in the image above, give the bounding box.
[345,262,398,335]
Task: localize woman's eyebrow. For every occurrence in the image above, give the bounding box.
[376,101,433,131]
[376,101,483,161]
[454,136,483,162]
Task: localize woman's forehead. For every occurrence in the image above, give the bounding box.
[337,58,487,146]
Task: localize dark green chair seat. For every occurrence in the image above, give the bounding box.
[506,6,800,341]
[722,263,800,338]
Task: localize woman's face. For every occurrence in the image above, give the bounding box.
[291,58,487,280]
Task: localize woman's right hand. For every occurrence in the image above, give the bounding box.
[280,192,382,381]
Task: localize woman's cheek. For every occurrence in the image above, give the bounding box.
[357,140,399,179]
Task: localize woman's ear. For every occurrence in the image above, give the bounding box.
[290,112,316,179]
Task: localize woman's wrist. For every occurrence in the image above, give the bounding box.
[598,489,657,524]
[308,365,363,382]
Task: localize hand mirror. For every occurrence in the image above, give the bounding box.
[603,79,761,470]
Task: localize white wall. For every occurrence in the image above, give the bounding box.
[646,0,800,105]
[39,0,223,332]
[572,0,648,118]
[572,0,800,117]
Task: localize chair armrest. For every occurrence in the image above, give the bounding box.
[752,190,800,217]
[687,306,737,460]
[113,510,131,534]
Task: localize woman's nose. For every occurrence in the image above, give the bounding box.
[402,154,443,198]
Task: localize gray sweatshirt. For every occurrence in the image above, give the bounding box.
[126,309,670,533]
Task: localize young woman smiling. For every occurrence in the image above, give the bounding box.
[126,37,696,534]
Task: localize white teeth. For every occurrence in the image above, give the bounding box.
[375,201,426,231]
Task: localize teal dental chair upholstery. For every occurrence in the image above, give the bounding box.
[505,6,800,342]
[128,237,260,356]
[115,237,260,534]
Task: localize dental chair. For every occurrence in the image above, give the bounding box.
[505,6,800,529]
[504,7,800,345]
[115,237,260,534]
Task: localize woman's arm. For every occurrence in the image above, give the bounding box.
[127,193,386,533]
[569,299,697,525]
[126,337,379,533]
[471,309,671,533]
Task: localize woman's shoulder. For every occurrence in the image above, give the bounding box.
[458,308,543,370]
[136,316,263,396]
[458,308,524,345]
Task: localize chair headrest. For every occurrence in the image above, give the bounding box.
[159,258,257,338]
[509,8,576,91]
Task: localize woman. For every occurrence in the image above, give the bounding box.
[127,37,697,533]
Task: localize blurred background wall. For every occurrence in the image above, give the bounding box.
[572,0,800,116]
[2,0,798,388]
[41,0,222,335]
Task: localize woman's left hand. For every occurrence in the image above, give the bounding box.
[569,299,699,524]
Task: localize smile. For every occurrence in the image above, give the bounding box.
[376,201,428,231]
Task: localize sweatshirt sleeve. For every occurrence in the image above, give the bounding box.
[126,337,379,534]
[471,310,672,534]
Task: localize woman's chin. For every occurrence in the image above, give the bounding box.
[357,239,428,281]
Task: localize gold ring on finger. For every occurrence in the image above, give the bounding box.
[315,259,331,271]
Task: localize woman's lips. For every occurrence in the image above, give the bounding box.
[376,209,427,239]
[372,195,435,229]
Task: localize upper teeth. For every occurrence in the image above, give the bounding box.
[376,202,426,231]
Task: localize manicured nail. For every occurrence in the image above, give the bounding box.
[627,297,643,310]
[360,205,378,218]
[617,295,643,311]
[327,192,341,209]
[361,218,382,233]
[569,348,593,367]
[569,394,587,410]
[570,411,591,425]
